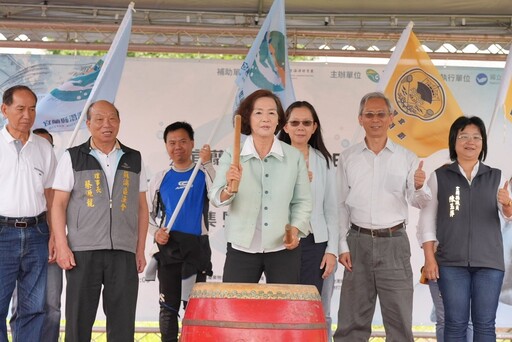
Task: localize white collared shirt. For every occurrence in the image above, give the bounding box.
[336,139,431,254]
[88,140,123,196]
[0,126,56,217]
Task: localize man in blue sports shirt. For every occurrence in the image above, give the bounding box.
[148,121,214,342]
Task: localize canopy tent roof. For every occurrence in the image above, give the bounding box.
[1,0,511,59]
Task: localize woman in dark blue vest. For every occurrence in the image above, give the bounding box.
[418,116,512,341]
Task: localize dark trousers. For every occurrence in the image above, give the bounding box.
[64,250,138,342]
[223,243,301,284]
[299,234,327,294]
[157,262,182,342]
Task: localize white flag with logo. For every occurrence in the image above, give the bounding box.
[34,3,134,132]
[234,0,295,110]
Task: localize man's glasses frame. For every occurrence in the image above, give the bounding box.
[360,111,390,120]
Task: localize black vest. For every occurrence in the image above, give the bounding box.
[435,162,504,271]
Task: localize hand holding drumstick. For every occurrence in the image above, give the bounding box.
[220,115,242,202]
[284,224,300,250]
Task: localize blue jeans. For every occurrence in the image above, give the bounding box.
[10,263,63,342]
[41,263,63,342]
[428,279,473,342]
[0,222,49,342]
[438,266,504,342]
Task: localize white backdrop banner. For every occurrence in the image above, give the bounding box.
[1,54,511,327]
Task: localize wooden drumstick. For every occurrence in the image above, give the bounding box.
[419,266,428,285]
[231,114,242,193]
[285,224,293,245]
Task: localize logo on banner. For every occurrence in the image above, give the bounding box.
[394,68,445,121]
[50,60,103,101]
[475,73,488,85]
[366,69,380,83]
[246,30,287,92]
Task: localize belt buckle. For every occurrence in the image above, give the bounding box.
[15,220,28,228]
[370,229,377,238]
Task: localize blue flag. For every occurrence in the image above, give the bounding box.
[34,3,134,132]
[234,0,295,110]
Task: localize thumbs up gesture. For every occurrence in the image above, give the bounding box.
[498,180,512,208]
[414,160,426,190]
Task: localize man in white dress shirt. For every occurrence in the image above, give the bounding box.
[333,92,430,341]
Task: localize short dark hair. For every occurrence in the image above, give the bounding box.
[86,100,120,120]
[358,92,393,116]
[2,85,37,106]
[33,128,54,145]
[163,121,194,142]
[235,89,286,135]
[278,101,333,168]
[448,116,487,161]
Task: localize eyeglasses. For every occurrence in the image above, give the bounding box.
[457,134,483,142]
[287,120,314,127]
[361,111,389,119]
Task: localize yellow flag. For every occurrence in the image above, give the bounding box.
[505,78,512,124]
[378,22,463,157]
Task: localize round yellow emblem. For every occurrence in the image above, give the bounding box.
[394,68,445,121]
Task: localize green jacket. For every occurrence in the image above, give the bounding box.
[209,138,312,250]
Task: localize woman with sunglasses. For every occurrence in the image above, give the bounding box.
[209,90,312,284]
[418,116,512,341]
[278,101,338,338]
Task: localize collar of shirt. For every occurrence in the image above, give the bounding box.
[240,135,284,161]
[88,138,123,196]
[457,161,480,185]
[169,161,195,172]
[361,138,396,154]
[1,126,35,145]
[90,138,121,154]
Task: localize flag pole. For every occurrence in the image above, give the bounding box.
[488,48,512,137]
[233,0,295,110]
[377,21,414,93]
[163,81,237,232]
[165,0,295,232]
[163,110,226,232]
[66,2,135,148]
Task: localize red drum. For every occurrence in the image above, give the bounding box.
[180,282,327,341]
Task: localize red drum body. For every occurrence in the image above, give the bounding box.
[180,282,327,342]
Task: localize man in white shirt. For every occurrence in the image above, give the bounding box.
[0,85,56,341]
[333,92,430,341]
[52,100,149,342]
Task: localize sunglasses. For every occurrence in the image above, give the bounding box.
[287,120,314,127]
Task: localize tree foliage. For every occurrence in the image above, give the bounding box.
[47,50,313,61]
